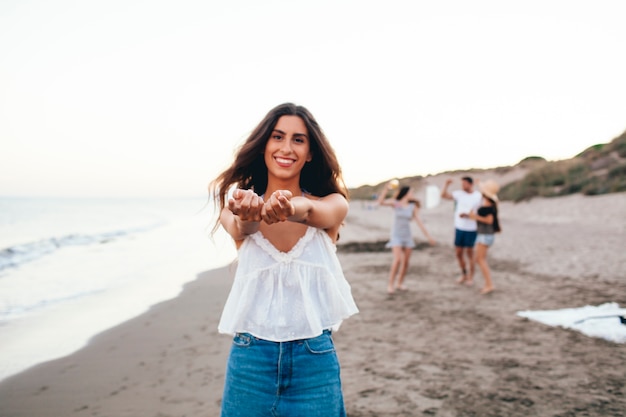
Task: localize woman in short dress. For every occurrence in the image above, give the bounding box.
[377,181,435,294]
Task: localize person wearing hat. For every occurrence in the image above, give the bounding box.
[441,176,483,285]
[461,179,501,295]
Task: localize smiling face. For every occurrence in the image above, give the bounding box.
[264,115,312,186]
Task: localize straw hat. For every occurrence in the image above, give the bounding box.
[479,179,500,202]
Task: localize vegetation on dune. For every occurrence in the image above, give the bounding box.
[348,130,626,202]
[500,130,626,201]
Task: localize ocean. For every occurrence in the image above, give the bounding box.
[0,197,236,382]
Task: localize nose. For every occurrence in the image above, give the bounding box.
[279,138,293,153]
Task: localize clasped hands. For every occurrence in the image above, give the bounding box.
[228,189,296,225]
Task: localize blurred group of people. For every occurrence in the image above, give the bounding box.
[376,176,501,296]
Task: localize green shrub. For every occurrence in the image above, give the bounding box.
[349,131,626,201]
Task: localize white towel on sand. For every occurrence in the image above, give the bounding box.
[517,302,626,344]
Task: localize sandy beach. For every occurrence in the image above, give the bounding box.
[1,185,625,416]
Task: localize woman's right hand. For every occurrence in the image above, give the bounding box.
[228,189,264,222]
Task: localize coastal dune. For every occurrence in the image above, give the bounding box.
[0,189,625,416]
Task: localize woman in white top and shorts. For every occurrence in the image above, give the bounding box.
[209,103,359,417]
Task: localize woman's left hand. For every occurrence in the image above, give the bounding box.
[262,190,295,224]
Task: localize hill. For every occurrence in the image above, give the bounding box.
[348,129,626,202]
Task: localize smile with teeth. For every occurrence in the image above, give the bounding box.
[275,156,295,167]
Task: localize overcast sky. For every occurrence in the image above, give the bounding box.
[1,0,625,197]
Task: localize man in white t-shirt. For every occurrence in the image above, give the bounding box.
[441,176,483,285]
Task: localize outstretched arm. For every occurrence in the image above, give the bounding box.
[262,190,349,241]
[413,207,436,245]
[220,189,264,244]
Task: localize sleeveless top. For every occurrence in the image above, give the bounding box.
[386,202,416,248]
[218,226,359,342]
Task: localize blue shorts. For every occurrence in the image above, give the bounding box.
[454,229,477,248]
[221,330,346,416]
[476,233,495,247]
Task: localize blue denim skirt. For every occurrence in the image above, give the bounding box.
[220,330,346,417]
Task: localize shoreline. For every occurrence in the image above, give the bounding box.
[1,192,625,416]
[0,211,237,384]
[0,265,237,416]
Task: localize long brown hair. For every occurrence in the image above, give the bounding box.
[209,103,348,231]
[397,185,421,208]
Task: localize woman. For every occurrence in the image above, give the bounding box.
[377,181,436,294]
[462,179,501,295]
[209,103,359,416]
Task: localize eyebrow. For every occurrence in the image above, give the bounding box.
[272,129,308,139]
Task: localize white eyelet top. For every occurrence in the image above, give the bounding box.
[218,226,359,342]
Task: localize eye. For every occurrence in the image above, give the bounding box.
[293,136,306,144]
[272,134,283,141]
